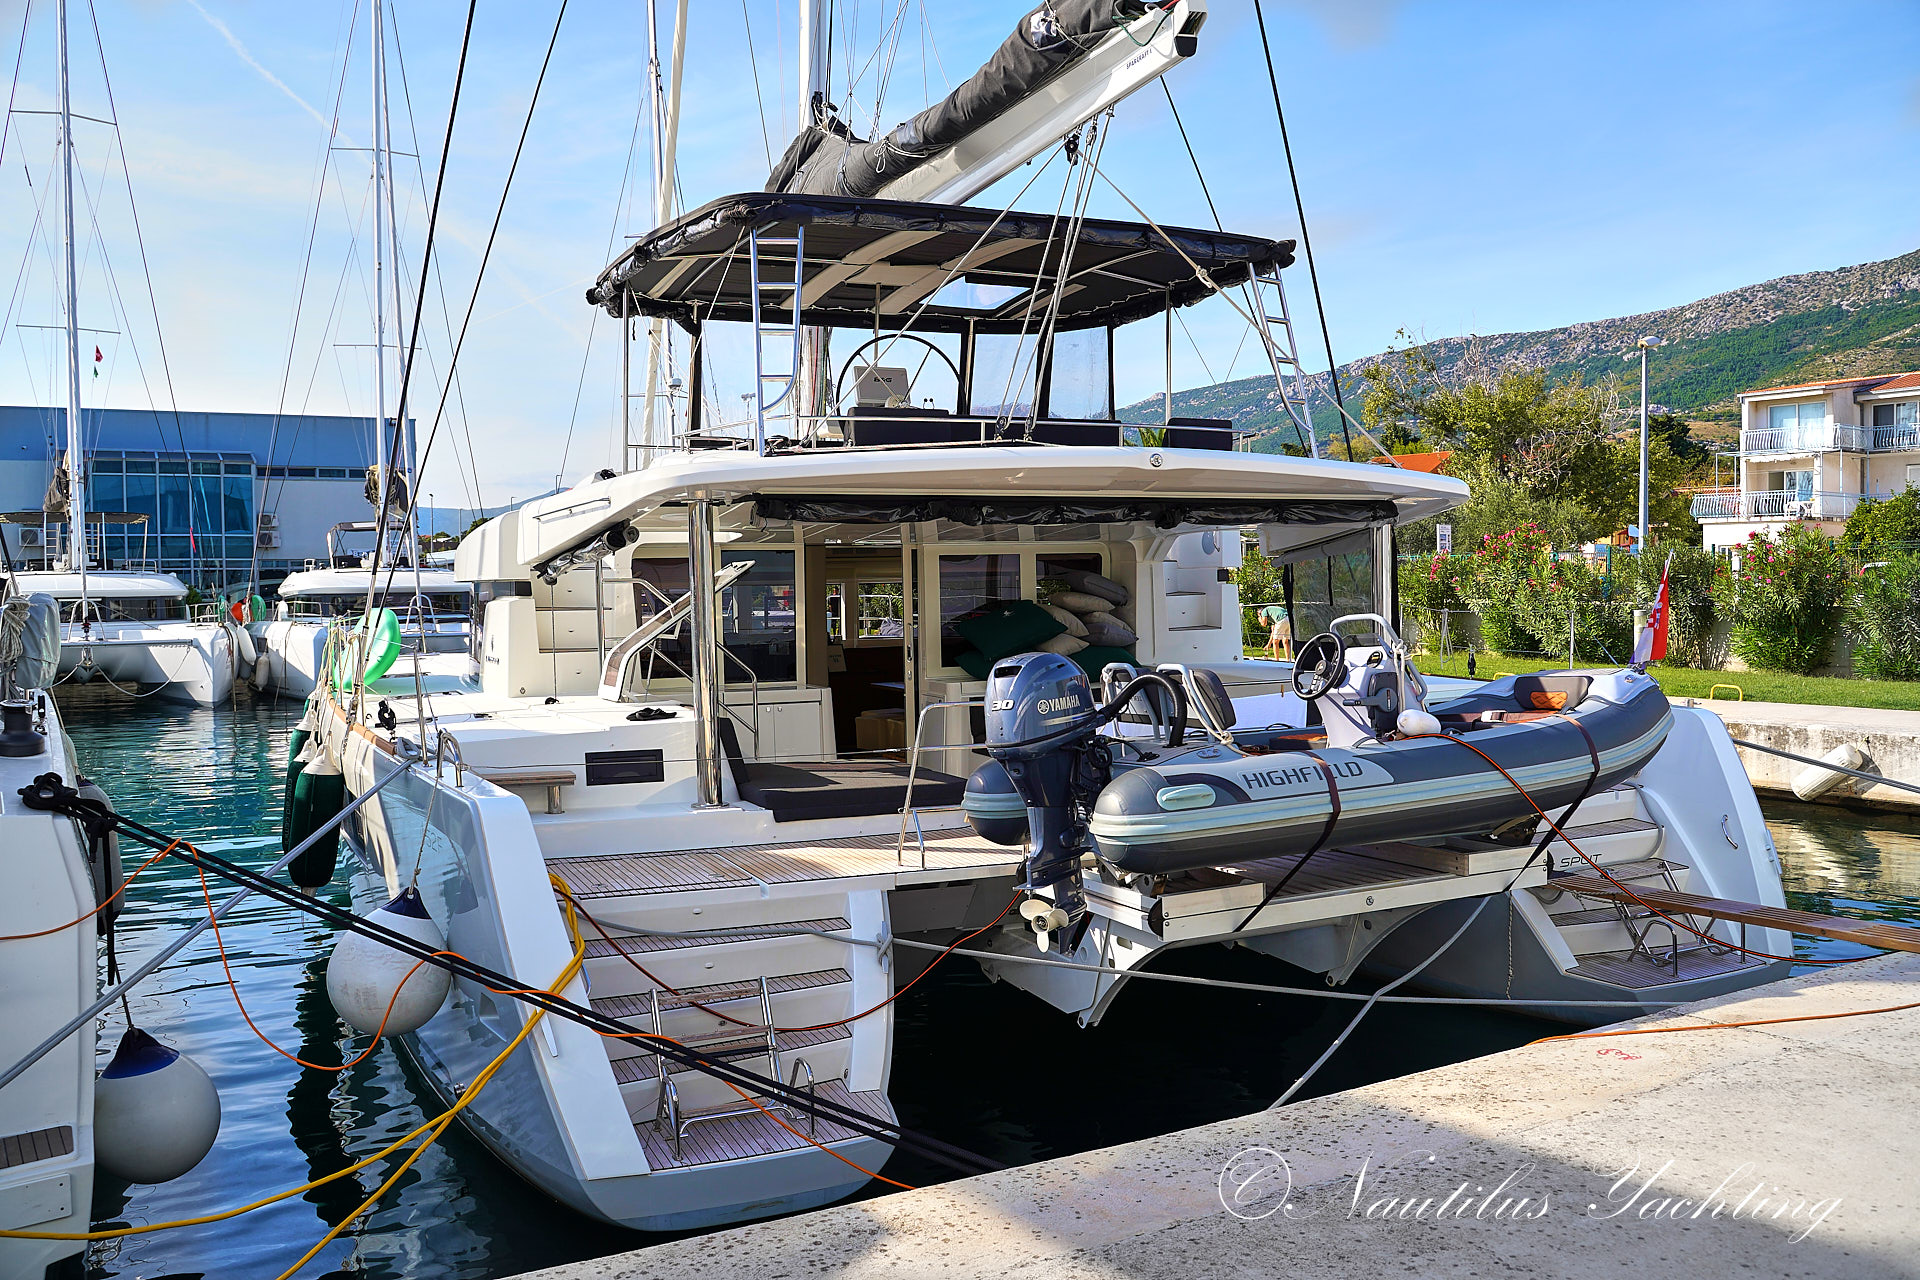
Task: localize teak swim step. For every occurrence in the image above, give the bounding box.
[1554,874,1920,955]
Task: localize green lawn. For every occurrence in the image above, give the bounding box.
[1409,650,1920,712]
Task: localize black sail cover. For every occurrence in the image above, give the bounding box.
[769,0,1152,198]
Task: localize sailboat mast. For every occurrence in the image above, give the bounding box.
[376,0,412,568]
[370,0,392,547]
[635,0,688,467]
[794,1,830,424]
[55,0,87,586]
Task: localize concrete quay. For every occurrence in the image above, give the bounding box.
[510,950,1920,1280]
[1693,697,1920,813]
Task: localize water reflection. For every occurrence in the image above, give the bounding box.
[1765,798,1920,962]
[57,686,1918,1279]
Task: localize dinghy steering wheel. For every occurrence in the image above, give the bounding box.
[1291,631,1345,701]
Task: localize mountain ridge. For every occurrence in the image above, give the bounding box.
[1123,246,1920,450]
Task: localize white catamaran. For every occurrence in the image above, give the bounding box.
[294,0,1792,1236]
[1,0,233,708]
[250,521,471,698]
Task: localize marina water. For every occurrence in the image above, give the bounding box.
[64,692,1920,1279]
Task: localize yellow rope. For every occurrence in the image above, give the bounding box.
[0,881,586,1261]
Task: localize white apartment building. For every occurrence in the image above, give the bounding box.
[1691,370,1920,550]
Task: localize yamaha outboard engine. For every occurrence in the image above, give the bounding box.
[965,652,1111,951]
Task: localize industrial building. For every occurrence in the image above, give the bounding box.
[0,405,409,592]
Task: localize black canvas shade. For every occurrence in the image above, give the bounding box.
[586,192,1293,335]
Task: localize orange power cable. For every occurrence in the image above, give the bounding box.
[1534,999,1920,1045]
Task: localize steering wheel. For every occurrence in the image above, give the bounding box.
[1291,631,1346,701]
[833,334,960,411]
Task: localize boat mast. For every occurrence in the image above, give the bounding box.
[55,0,87,591]
[634,0,688,468]
[794,0,830,427]
[369,0,393,558]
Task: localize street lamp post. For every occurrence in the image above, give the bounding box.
[1625,336,1663,554]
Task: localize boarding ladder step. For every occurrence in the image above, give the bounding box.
[636,974,823,1157]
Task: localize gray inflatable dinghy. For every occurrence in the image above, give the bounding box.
[963,661,1672,879]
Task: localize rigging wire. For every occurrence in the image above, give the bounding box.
[363,0,482,621]
[0,0,30,177]
[740,0,775,169]
[559,59,650,478]
[398,0,579,576]
[386,11,486,513]
[1250,0,1351,459]
[84,0,203,582]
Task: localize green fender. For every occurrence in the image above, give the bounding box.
[286,758,345,889]
[331,608,403,690]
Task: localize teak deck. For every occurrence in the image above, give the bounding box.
[550,828,1021,899]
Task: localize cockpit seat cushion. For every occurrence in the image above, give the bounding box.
[715,720,963,821]
[952,599,1065,664]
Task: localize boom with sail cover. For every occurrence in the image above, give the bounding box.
[769,0,1186,200]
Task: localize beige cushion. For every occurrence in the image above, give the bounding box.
[1039,602,1089,637]
[1049,590,1111,614]
[1112,602,1136,630]
[1037,632,1089,656]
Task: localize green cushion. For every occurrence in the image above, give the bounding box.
[953,647,994,680]
[953,600,1065,663]
[1070,645,1137,680]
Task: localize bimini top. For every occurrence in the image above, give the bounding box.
[467,446,1465,580]
[585,192,1293,334]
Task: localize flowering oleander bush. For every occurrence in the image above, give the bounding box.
[1731,525,1847,675]
[1463,523,1550,655]
[1852,553,1920,680]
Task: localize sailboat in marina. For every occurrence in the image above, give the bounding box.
[1,0,234,706]
[290,0,1795,1235]
[248,0,445,702]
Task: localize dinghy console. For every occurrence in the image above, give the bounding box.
[1293,613,1440,749]
[968,652,1188,952]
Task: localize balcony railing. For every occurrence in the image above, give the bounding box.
[1690,490,1874,521]
[1872,423,1920,452]
[1739,424,1871,454]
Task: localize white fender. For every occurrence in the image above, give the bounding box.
[325,887,452,1036]
[94,1027,221,1183]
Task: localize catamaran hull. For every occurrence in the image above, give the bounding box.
[0,693,98,1278]
[1089,670,1672,875]
[56,623,233,706]
[251,619,470,697]
[321,713,890,1235]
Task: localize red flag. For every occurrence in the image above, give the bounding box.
[93,346,102,362]
[1633,565,1670,666]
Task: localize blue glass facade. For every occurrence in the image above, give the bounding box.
[1,405,402,591]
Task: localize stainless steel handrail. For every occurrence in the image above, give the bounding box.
[434,726,467,786]
[897,698,988,869]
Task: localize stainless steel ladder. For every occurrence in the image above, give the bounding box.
[748,226,805,454]
[649,975,818,1156]
[1247,265,1318,458]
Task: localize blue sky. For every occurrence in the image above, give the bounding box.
[0,0,1915,509]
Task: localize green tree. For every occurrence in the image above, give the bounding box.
[1646,411,1709,468]
[1840,486,1920,555]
